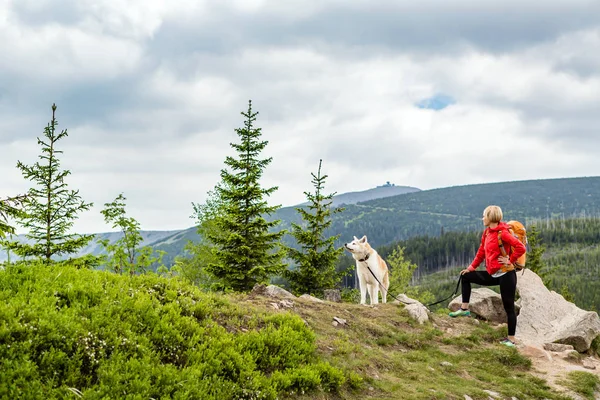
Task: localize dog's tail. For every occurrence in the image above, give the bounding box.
[381,269,390,302]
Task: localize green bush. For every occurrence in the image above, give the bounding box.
[0,263,344,399]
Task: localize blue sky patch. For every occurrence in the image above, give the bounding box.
[416,94,456,110]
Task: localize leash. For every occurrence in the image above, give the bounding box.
[424,274,462,308]
[356,249,462,308]
[363,263,412,305]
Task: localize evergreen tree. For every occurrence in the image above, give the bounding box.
[5,104,93,262]
[175,187,225,289]
[526,224,546,275]
[0,195,26,238]
[284,159,344,295]
[204,100,286,291]
[99,193,165,275]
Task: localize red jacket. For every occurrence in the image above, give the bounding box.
[467,222,527,275]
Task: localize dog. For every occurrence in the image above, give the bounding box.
[344,235,390,305]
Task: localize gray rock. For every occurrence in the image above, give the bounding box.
[324,289,341,302]
[251,284,296,299]
[449,288,521,323]
[299,294,324,303]
[543,343,574,352]
[393,294,429,324]
[516,270,600,352]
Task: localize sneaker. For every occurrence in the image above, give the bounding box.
[448,309,471,318]
[500,338,516,348]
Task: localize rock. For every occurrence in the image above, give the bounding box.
[464,396,473,400]
[543,343,574,352]
[299,294,324,303]
[251,284,296,299]
[483,390,500,398]
[333,317,347,326]
[278,299,294,309]
[519,345,552,361]
[555,349,581,361]
[324,289,341,302]
[393,294,430,324]
[516,270,600,352]
[405,303,429,324]
[394,293,420,305]
[449,288,520,323]
[269,302,279,310]
[440,361,453,367]
[582,358,596,370]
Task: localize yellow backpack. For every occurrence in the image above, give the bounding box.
[497,220,527,270]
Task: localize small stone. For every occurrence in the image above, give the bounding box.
[332,321,338,327]
[333,317,347,326]
[582,358,596,370]
[483,390,500,398]
[440,361,453,367]
[543,343,574,352]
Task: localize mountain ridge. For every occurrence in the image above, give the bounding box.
[3,176,600,264]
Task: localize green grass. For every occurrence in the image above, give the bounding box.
[558,371,600,400]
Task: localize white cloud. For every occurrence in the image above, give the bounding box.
[1,0,600,234]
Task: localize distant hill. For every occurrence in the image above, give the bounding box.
[0,230,180,263]
[4,176,600,265]
[299,184,421,207]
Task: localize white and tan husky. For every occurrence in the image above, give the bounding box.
[344,235,390,305]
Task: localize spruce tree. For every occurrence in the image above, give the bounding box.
[526,225,546,275]
[284,159,344,296]
[99,193,165,275]
[6,104,93,262]
[0,195,26,238]
[204,100,286,291]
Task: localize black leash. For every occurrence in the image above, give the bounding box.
[358,252,463,309]
[364,264,412,305]
[424,274,463,308]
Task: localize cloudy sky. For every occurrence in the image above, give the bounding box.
[1,0,599,234]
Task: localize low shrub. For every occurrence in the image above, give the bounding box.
[0,263,344,399]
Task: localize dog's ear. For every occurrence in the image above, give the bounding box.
[353,236,358,241]
[360,235,367,243]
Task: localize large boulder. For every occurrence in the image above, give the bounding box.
[449,288,521,324]
[516,269,600,352]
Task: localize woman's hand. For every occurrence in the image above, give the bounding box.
[498,256,511,265]
[460,268,471,275]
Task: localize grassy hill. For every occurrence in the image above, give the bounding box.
[1,263,598,399]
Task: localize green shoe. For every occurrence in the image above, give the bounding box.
[500,338,516,348]
[448,309,471,318]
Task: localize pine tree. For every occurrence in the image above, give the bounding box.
[284,159,344,295]
[204,101,286,291]
[99,193,165,275]
[174,188,224,289]
[526,225,546,275]
[5,104,93,262]
[0,195,26,238]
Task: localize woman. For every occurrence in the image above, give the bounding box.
[449,205,526,347]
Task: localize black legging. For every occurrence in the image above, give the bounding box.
[461,270,517,336]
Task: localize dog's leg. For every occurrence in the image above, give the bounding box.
[358,270,367,304]
[372,284,379,305]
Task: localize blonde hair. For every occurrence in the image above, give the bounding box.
[483,205,503,223]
